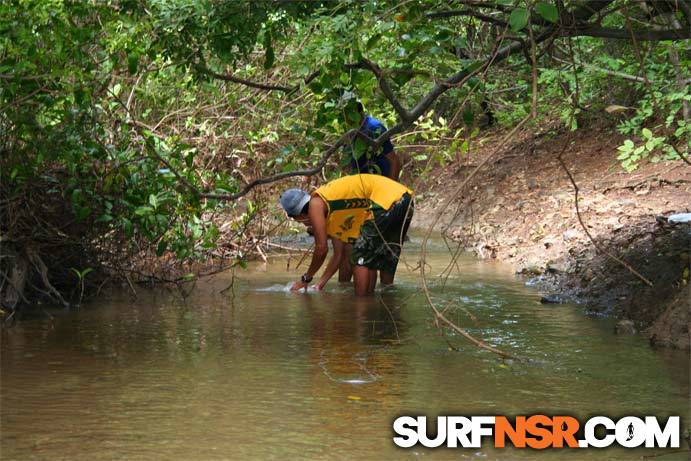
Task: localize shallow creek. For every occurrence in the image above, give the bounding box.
[1,237,688,460]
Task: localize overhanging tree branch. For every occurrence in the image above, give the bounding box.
[195,64,320,93]
[192,0,689,202]
[200,128,378,201]
[347,59,413,122]
[426,9,510,28]
[440,0,512,12]
[564,25,690,40]
[366,0,615,151]
[552,55,647,82]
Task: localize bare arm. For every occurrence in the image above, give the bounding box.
[386,150,400,180]
[315,238,344,290]
[291,196,329,291]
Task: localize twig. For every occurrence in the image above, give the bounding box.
[553,55,647,83]
[528,16,538,119]
[262,241,310,252]
[26,249,70,308]
[419,116,532,361]
[378,295,402,343]
[556,154,653,287]
[200,129,357,201]
[196,64,319,94]
[124,273,137,297]
[670,144,691,166]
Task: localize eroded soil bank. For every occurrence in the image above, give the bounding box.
[413,120,690,349]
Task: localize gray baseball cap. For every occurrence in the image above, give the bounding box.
[280,189,311,217]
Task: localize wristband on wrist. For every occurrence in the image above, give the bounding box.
[301,274,313,284]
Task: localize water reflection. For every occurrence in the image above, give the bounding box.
[1,245,689,461]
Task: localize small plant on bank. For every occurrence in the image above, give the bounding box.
[617,127,688,172]
[70,267,93,307]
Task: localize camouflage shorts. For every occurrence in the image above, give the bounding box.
[350,193,413,274]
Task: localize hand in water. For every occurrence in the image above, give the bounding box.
[311,284,321,291]
[290,281,308,292]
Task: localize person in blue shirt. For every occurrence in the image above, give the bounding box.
[345,101,400,180]
[334,100,402,285]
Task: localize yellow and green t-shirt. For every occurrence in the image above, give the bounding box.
[313,174,413,242]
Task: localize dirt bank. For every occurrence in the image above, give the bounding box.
[413,120,690,349]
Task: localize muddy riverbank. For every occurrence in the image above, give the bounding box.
[413,120,690,349]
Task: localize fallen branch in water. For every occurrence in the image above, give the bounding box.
[419,115,532,361]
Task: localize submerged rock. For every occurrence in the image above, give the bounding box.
[521,264,544,276]
[546,259,570,273]
[562,229,580,242]
[540,294,568,304]
[615,320,636,335]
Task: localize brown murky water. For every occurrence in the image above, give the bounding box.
[1,238,688,460]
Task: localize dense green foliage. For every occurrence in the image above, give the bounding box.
[1,0,689,306]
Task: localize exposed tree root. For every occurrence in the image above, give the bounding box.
[25,248,69,308]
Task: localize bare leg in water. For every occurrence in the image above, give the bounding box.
[380,271,394,286]
[352,265,377,296]
[338,243,353,282]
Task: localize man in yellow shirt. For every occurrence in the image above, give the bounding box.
[280,174,413,296]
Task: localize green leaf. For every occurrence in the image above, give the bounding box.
[392,72,412,87]
[309,80,323,94]
[454,37,468,49]
[127,52,139,75]
[641,128,652,139]
[123,218,133,237]
[436,29,453,42]
[156,239,167,256]
[184,149,195,168]
[76,207,91,221]
[462,108,474,125]
[509,8,529,32]
[351,138,368,160]
[134,205,153,216]
[365,33,381,51]
[535,2,559,23]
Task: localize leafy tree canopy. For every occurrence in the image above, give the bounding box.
[1,0,689,304]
